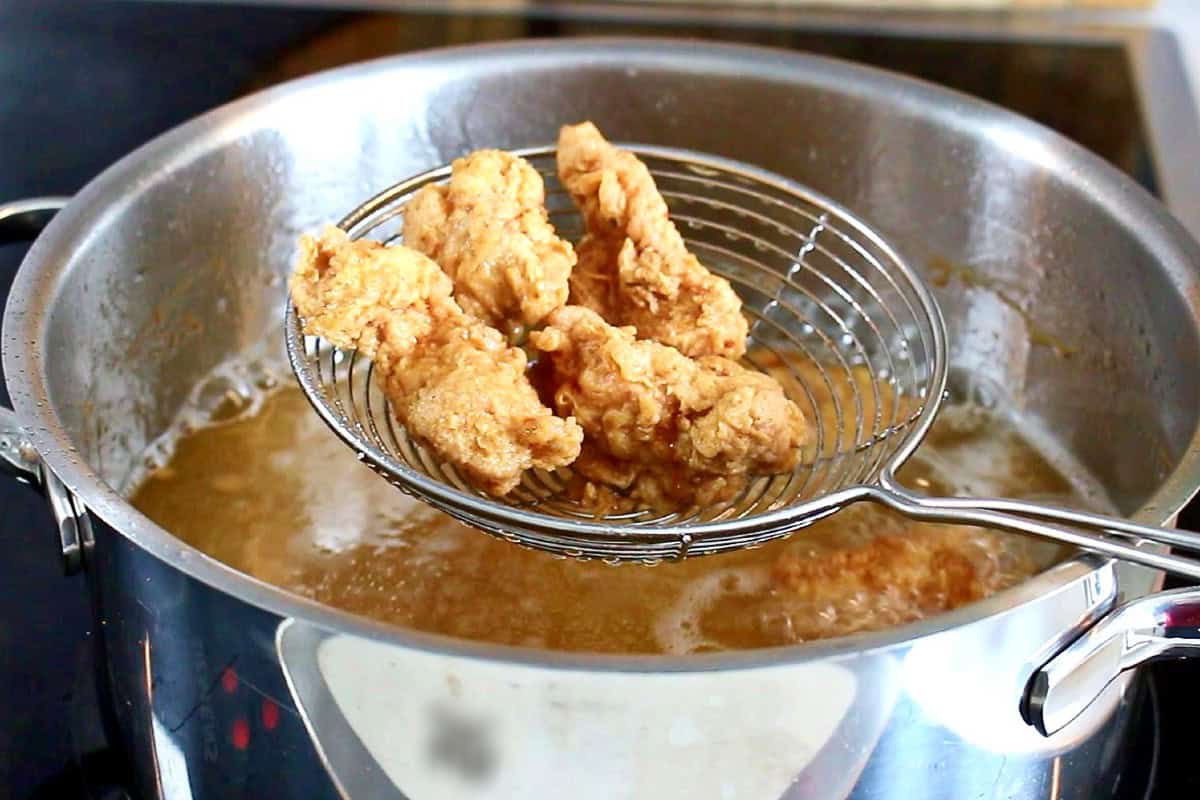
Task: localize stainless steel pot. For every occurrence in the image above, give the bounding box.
[5,39,1200,799]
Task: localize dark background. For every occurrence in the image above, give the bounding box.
[0,2,1193,797]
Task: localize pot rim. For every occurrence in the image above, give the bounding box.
[5,36,1199,672]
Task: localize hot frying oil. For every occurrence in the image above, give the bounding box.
[131,368,1081,654]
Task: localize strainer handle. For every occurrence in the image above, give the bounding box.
[902,493,1200,553]
[872,479,1200,582]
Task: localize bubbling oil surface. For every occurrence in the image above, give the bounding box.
[129,359,1090,654]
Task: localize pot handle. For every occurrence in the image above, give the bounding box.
[1023,585,1200,736]
[0,196,69,244]
[1,196,90,574]
[0,407,89,574]
[0,410,41,486]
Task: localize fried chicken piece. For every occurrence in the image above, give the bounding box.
[557,121,749,359]
[290,226,582,495]
[290,227,448,362]
[769,507,1030,639]
[402,149,575,334]
[530,305,808,508]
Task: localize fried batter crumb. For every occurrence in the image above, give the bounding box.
[289,226,582,495]
[557,121,749,359]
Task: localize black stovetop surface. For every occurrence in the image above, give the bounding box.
[0,2,1197,797]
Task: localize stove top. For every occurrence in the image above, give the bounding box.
[1,2,1198,797]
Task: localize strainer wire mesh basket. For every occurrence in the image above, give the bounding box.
[285,145,944,560]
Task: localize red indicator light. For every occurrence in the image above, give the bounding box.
[231,717,251,751]
[221,667,238,694]
[261,698,280,731]
[1165,602,1200,629]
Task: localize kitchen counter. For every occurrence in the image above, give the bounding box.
[118,0,1200,234]
[127,0,1200,100]
[1069,0,1200,107]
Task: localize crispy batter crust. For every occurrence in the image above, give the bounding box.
[290,226,582,495]
[531,305,808,508]
[402,149,575,333]
[557,122,749,359]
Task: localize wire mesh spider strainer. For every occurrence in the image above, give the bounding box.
[285,144,1200,576]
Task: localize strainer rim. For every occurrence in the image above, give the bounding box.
[284,143,950,549]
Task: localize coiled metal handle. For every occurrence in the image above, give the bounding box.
[871,473,1200,582]
[287,144,1200,581]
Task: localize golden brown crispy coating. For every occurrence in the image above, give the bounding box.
[557,122,749,359]
[530,305,808,508]
[289,226,453,361]
[402,149,575,334]
[289,227,582,495]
